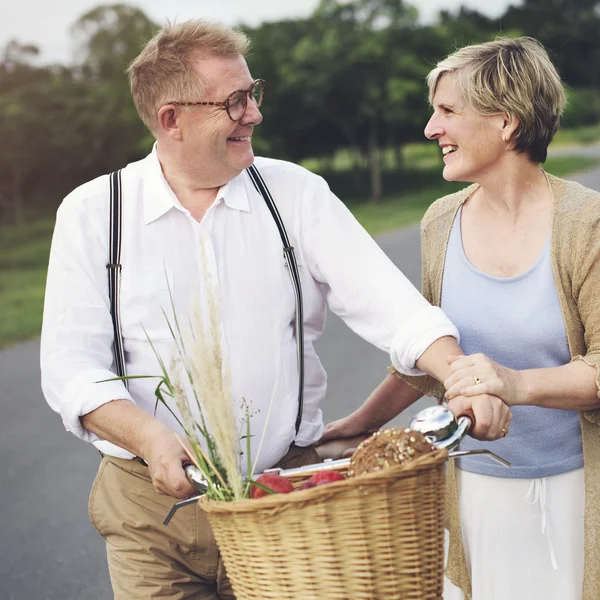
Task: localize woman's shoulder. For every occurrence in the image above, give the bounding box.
[421,184,478,230]
[548,172,600,228]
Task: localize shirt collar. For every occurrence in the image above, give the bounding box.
[142,144,251,225]
[221,175,251,212]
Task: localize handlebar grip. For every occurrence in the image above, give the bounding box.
[184,464,208,493]
[457,414,474,434]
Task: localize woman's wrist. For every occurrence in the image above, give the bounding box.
[343,409,380,435]
[510,370,536,407]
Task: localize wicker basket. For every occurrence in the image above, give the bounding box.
[199,448,447,600]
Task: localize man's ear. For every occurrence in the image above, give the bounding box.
[501,112,520,144]
[157,104,183,141]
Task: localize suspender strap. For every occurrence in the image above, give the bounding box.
[246,164,305,436]
[107,169,128,385]
[106,165,305,437]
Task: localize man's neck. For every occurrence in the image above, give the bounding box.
[157,146,229,222]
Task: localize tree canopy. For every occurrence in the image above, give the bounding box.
[2,0,600,220]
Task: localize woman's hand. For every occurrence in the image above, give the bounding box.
[318,416,371,445]
[316,417,373,460]
[447,393,513,441]
[315,435,371,460]
[444,353,527,407]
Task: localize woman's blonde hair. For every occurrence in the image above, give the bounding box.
[128,20,250,133]
[426,37,566,163]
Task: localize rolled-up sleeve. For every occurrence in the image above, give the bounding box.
[389,305,459,375]
[40,187,134,442]
[301,176,458,375]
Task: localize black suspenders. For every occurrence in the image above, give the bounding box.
[107,170,128,388]
[246,165,304,436]
[107,165,305,435]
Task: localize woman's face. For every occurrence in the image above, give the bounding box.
[424,73,508,183]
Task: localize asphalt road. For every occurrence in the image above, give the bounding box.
[1,161,599,599]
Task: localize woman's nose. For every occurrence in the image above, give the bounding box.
[424,114,443,140]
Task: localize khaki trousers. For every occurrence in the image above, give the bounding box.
[88,444,321,599]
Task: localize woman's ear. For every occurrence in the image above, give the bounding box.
[157,104,184,141]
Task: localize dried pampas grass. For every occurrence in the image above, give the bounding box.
[182,240,243,499]
[100,238,275,501]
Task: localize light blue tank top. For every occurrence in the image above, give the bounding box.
[442,206,583,478]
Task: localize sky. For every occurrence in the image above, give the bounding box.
[3,0,519,65]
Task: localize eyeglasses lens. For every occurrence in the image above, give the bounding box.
[228,81,264,121]
[250,81,264,107]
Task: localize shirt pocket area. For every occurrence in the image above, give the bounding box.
[119,269,172,341]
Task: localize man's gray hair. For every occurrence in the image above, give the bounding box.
[128,20,250,133]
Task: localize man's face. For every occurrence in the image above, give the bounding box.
[177,54,263,185]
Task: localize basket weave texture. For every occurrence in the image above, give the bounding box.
[200,449,447,600]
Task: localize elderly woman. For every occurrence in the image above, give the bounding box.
[320,37,600,599]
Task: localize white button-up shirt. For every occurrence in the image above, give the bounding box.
[41,146,458,473]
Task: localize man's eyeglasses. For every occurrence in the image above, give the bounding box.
[169,79,265,122]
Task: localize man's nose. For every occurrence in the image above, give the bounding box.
[241,96,263,126]
[424,114,443,140]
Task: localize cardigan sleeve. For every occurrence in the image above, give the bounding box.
[571,213,600,424]
[388,218,445,400]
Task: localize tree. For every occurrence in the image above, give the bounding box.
[72,4,159,81]
[0,51,109,224]
[502,0,600,87]
[243,18,336,160]
[0,41,48,224]
[70,4,159,171]
[0,5,160,224]
[248,0,433,203]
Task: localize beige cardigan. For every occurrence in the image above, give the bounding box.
[393,173,600,599]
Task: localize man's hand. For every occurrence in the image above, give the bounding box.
[81,400,197,500]
[141,422,197,499]
[447,393,512,441]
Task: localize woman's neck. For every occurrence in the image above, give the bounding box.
[472,156,551,221]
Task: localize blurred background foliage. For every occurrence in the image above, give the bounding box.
[3,0,600,346]
[2,0,600,223]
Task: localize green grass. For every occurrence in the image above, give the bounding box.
[302,142,442,174]
[552,124,600,147]
[0,153,599,349]
[0,218,54,348]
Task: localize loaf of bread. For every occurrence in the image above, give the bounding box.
[347,428,436,477]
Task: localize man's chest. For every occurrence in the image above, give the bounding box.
[117,208,301,341]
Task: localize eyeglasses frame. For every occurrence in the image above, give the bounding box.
[168,79,265,122]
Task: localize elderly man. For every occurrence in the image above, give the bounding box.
[41,19,508,600]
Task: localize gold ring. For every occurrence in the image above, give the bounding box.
[473,376,482,385]
[501,427,508,437]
